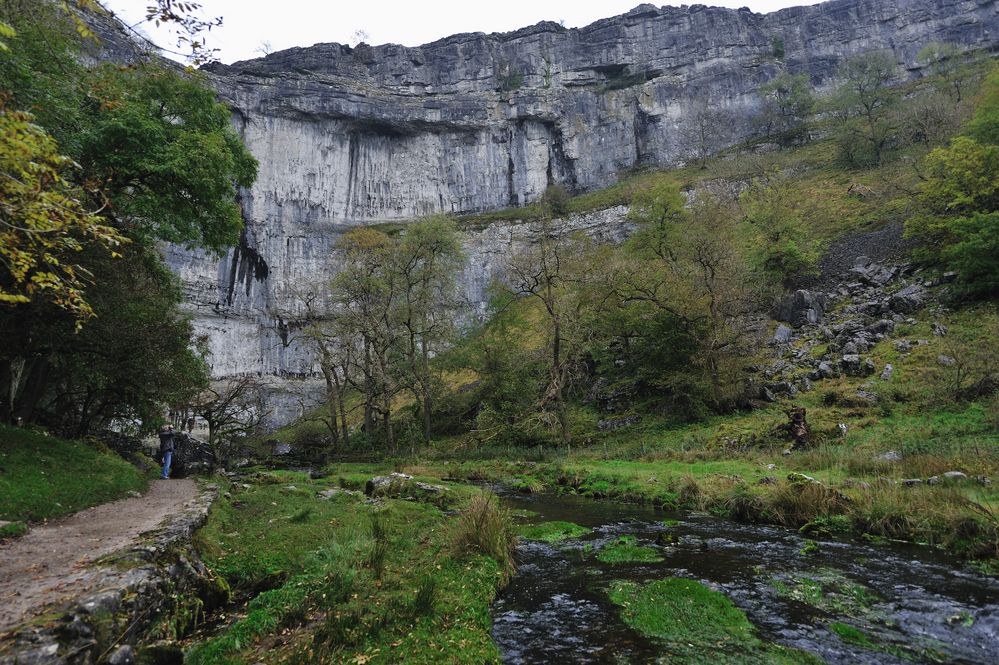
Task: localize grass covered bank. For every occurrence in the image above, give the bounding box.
[186,468,515,665]
[0,424,148,533]
[407,394,999,565]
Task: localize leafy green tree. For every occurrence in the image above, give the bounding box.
[615,182,765,412]
[0,2,256,433]
[832,50,900,165]
[906,66,999,299]
[329,228,400,449]
[965,65,999,146]
[740,171,819,285]
[393,216,464,441]
[0,245,208,433]
[757,71,815,143]
[507,218,594,447]
[0,103,126,320]
[76,64,257,251]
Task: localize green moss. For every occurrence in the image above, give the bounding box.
[0,424,147,522]
[518,520,591,543]
[608,578,821,664]
[799,539,821,556]
[830,621,875,648]
[595,535,663,564]
[772,570,880,617]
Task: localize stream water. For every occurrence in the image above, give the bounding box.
[491,491,999,664]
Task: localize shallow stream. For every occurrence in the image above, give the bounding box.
[492,491,999,664]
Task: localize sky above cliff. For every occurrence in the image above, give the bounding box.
[104,0,823,65]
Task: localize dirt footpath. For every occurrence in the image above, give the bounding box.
[0,479,197,633]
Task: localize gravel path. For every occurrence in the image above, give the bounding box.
[0,479,197,633]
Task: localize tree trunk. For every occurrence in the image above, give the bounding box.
[363,339,375,435]
[552,317,571,447]
[420,337,431,442]
[13,357,51,424]
[333,367,348,444]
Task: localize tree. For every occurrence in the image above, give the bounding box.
[0,244,209,433]
[757,71,815,143]
[916,42,973,103]
[0,102,127,321]
[191,376,267,457]
[740,169,819,285]
[294,284,351,447]
[833,50,900,165]
[507,218,593,446]
[906,66,999,298]
[0,3,256,433]
[681,95,734,168]
[393,216,464,441]
[330,228,399,449]
[612,181,765,412]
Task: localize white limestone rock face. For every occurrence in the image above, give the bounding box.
[158,0,999,426]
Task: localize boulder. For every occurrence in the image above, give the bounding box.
[868,319,895,335]
[880,364,894,381]
[851,258,897,286]
[840,354,875,377]
[881,450,902,462]
[889,285,927,314]
[942,471,968,482]
[170,432,215,478]
[365,472,447,500]
[937,354,957,367]
[773,324,794,344]
[107,645,135,665]
[366,472,413,495]
[776,290,827,327]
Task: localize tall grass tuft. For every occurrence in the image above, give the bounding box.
[369,513,389,580]
[450,492,517,584]
[411,574,438,617]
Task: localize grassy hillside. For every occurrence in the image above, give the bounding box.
[0,425,148,532]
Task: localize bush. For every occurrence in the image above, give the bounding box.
[541,184,571,216]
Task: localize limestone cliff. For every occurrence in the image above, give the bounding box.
[160,0,998,424]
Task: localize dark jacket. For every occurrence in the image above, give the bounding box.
[158,429,176,454]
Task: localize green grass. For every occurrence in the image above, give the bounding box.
[595,535,663,563]
[187,468,512,664]
[0,520,28,539]
[517,520,590,543]
[608,578,821,664]
[0,424,147,522]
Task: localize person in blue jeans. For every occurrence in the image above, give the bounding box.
[158,424,176,479]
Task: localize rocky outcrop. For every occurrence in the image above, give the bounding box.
[0,486,221,665]
[156,0,999,424]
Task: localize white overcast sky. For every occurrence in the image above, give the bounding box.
[102,1,823,65]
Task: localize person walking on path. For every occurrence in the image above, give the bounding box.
[158,424,175,479]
